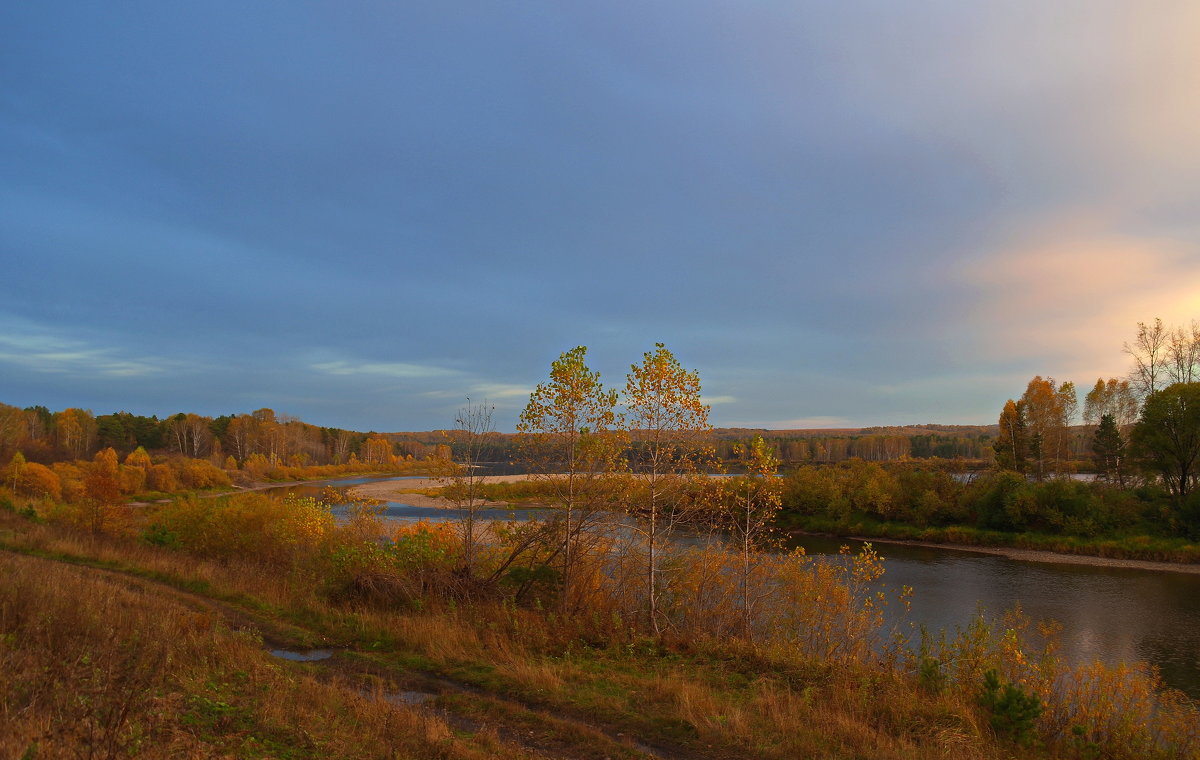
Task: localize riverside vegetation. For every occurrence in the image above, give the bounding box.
[3,343,1200,759]
[778,318,1200,563]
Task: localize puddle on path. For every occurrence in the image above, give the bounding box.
[382,690,438,706]
[269,648,335,662]
[355,687,439,707]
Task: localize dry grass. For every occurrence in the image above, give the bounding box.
[0,547,538,760]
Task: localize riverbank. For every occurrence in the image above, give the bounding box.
[806,531,1200,576]
[123,469,442,507]
[781,512,1200,569]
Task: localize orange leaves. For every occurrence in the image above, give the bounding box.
[517,346,621,475]
[84,447,122,506]
[4,457,61,500]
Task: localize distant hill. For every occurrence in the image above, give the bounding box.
[385,424,1001,440]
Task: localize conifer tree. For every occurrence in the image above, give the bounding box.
[1091,414,1125,485]
[993,399,1028,473]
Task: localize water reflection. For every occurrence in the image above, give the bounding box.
[788,535,1200,698]
[338,502,551,524]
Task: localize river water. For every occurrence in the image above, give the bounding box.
[264,476,1200,698]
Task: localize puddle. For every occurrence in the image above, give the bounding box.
[269,648,335,662]
[356,687,439,706]
[383,690,438,706]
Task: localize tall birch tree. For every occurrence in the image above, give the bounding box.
[446,398,495,586]
[517,347,621,613]
[1126,318,1169,398]
[723,435,782,641]
[623,343,712,635]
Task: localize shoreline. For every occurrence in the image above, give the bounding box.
[802,532,1200,576]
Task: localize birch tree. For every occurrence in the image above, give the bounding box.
[446,398,495,586]
[623,343,712,635]
[517,347,621,613]
[1083,378,1139,429]
[1126,318,1169,398]
[1166,321,1200,385]
[993,399,1028,473]
[1020,376,1074,480]
[723,434,782,640]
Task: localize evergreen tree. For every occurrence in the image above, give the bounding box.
[993,399,1028,473]
[1090,414,1125,485]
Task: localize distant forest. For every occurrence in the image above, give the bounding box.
[0,405,450,470]
[0,402,1013,471]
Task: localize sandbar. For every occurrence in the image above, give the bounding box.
[348,474,533,509]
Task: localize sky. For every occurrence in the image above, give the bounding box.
[3,2,1200,432]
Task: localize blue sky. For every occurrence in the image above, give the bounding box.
[3,3,1200,431]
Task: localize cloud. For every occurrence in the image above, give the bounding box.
[826,4,1200,203]
[310,360,459,379]
[468,383,534,400]
[0,318,169,378]
[701,395,737,405]
[955,214,1200,378]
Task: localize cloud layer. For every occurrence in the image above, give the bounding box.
[2,2,1197,430]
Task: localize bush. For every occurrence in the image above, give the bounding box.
[142,492,332,564]
[6,461,63,501]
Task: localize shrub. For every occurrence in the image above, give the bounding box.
[11,462,62,501]
[142,492,331,564]
[979,668,1042,746]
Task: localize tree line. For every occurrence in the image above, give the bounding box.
[0,404,451,471]
[991,318,1200,534]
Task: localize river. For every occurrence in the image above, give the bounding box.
[264,476,1200,698]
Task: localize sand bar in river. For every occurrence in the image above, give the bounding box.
[348,474,533,509]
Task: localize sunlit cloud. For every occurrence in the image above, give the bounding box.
[956,215,1200,380]
[469,383,534,400]
[701,395,737,405]
[310,360,459,379]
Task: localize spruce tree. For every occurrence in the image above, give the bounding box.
[1090,414,1125,485]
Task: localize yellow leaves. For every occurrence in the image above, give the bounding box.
[624,343,710,444]
[122,445,152,469]
[275,495,335,546]
[146,492,333,563]
[363,435,395,466]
